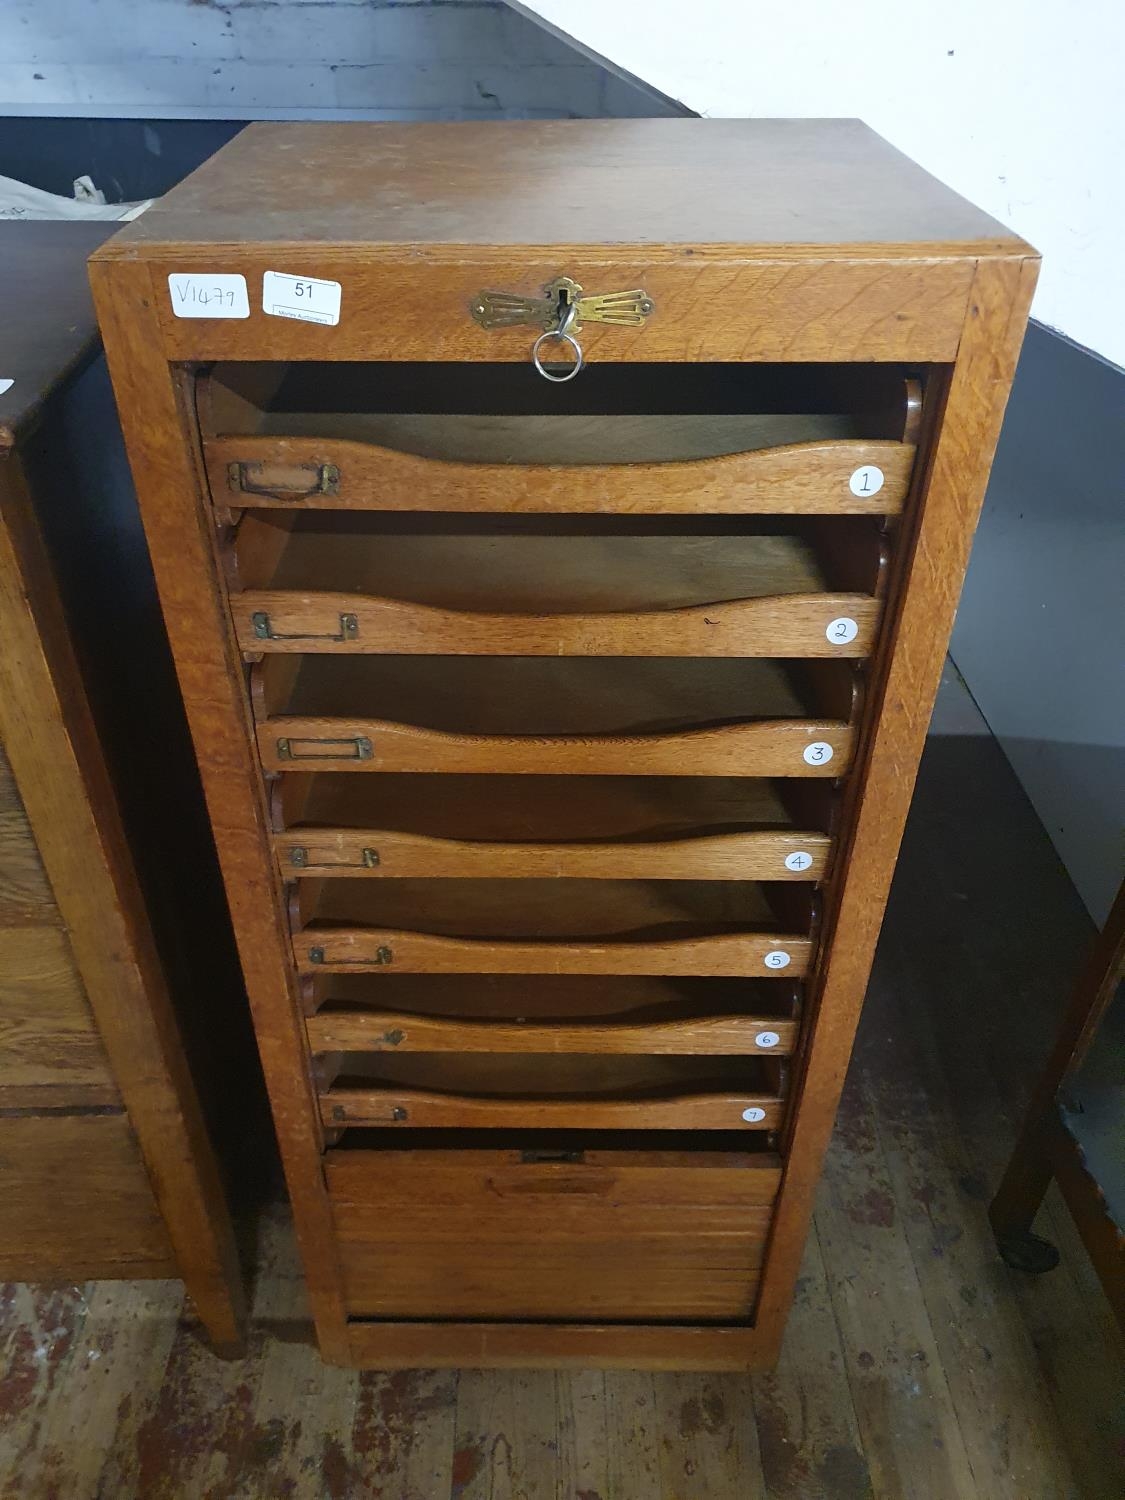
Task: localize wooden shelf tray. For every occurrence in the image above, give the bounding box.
[201,359,917,517]
[252,656,858,776]
[227,512,887,658]
[318,1052,786,1132]
[292,877,814,977]
[304,974,801,1055]
[272,774,834,881]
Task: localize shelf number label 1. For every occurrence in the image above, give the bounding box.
[168,273,249,319]
[826,616,859,645]
[803,741,834,766]
[263,270,342,326]
[742,1106,767,1123]
[784,850,813,873]
[763,950,791,970]
[755,1031,781,1049]
[849,464,885,497]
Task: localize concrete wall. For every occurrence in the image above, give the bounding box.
[511,0,1125,368]
[952,325,1125,924]
[0,0,661,123]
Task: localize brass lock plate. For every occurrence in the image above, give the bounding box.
[471,275,654,332]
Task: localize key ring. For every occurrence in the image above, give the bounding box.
[531,299,584,383]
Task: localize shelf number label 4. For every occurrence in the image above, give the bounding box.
[168,273,249,319]
[784,850,814,873]
[849,464,884,497]
[763,950,791,970]
[742,1106,767,1123]
[263,271,342,326]
[826,616,859,645]
[803,741,834,766]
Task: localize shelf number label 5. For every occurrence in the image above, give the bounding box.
[764,950,791,970]
[849,464,884,497]
[803,741,834,766]
[263,270,342,326]
[784,850,813,873]
[826,616,859,645]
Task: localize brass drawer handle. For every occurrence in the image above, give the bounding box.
[252,611,358,643]
[288,846,379,869]
[308,945,393,966]
[228,460,339,498]
[276,736,373,762]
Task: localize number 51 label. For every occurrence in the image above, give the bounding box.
[263,271,342,326]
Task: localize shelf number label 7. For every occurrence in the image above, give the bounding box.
[263,270,342,326]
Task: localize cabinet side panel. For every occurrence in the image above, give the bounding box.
[754,255,1040,1352]
[90,258,350,1361]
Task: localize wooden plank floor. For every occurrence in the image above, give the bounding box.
[2,669,1123,1499]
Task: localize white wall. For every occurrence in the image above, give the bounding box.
[0,0,655,124]
[511,0,1125,368]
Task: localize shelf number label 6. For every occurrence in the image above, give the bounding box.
[849,464,885,497]
[755,1031,781,1049]
[826,616,859,645]
[764,950,791,970]
[784,850,814,873]
[742,1106,767,1123]
[803,741,834,766]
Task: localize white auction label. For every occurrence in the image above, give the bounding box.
[849,464,884,497]
[763,950,791,970]
[784,850,814,873]
[755,1031,781,1049]
[803,741,834,766]
[263,271,342,326]
[168,273,249,319]
[0,379,13,396]
[742,1106,767,1123]
[826,616,859,645]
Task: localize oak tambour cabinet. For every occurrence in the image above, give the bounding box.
[91,117,1037,1369]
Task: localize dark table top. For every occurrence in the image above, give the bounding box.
[0,221,120,455]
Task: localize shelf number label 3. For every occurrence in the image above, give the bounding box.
[803,741,834,766]
[763,950,791,970]
[784,850,813,873]
[742,1106,767,1123]
[755,1031,781,1049]
[849,464,885,497]
[263,270,342,326]
[168,273,249,319]
[826,616,859,645]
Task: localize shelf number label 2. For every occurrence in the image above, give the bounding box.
[849,464,885,497]
[263,270,342,326]
[763,950,791,970]
[784,850,814,873]
[826,616,859,645]
[803,741,834,766]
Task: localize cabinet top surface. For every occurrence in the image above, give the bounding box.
[96,118,1028,259]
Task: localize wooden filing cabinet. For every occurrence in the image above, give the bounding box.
[0,224,245,1348]
[91,118,1037,1369]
